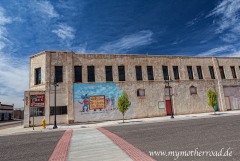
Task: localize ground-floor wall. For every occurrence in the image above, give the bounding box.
[29,115,68,126]
[0,110,13,121]
[25,80,232,126]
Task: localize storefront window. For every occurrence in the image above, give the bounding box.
[50,106,67,115]
[30,107,45,116]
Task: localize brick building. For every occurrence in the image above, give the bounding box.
[0,102,14,121]
[24,51,240,127]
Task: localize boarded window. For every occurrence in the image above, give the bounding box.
[219,66,225,79]
[74,66,82,82]
[187,66,193,80]
[209,66,215,79]
[35,68,41,85]
[173,66,179,80]
[137,89,145,97]
[162,66,169,80]
[231,66,237,78]
[55,66,63,83]
[88,66,95,82]
[196,66,203,79]
[136,66,142,81]
[118,66,125,81]
[147,66,154,80]
[50,106,67,115]
[190,86,197,95]
[105,66,113,81]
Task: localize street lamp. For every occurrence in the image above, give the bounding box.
[164,76,174,119]
[52,77,58,129]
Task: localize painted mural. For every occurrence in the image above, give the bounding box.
[73,83,135,122]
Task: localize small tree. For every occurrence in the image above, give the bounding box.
[207,89,218,114]
[118,91,131,123]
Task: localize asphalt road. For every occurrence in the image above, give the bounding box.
[0,120,23,130]
[104,115,240,161]
[0,130,65,161]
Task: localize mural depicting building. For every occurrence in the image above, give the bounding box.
[24,51,240,127]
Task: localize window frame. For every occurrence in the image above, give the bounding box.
[172,66,179,80]
[55,66,63,83]
[147,66,154,80]
[162,66,169,80]
[219,66,225,79]
[135,66,143,81]
[209,66,215,79]
[87,66,95,82]
[196,66,203,79]
[105,66,113,82]
[137,89,145,97]
[187,66,194,80]
[50,106,68,115]
[118,66,125,81]
[35,68,41,85]
[30,107,45,117]
[74,66,82,83]
[230,66,237,79]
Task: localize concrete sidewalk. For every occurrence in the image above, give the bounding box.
[45,110,240,130]
[0,125,42,136]
[48,110,240,161]
[67,128,133,161]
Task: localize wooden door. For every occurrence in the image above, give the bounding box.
[165,100,172,115]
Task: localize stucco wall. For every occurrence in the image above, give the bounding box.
[30,52,46,90]
[24,51,240,127]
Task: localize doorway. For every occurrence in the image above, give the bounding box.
[1,113,4,121]
[165,100,172,115]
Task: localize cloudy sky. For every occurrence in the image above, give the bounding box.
[1,0,240,108]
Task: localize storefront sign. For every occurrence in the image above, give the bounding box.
[89,96,105,110]
[30,95,45,107]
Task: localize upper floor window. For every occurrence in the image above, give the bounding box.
[35,68,41,85]
[209,66,215,79]
[173,66,179,80]
[105,66,113,81]
[88,66,95,82]
[55,66,63,83]
[162,66,168,80]
[118,66,125,81]
[231,66,237,79]
[136,66,142,81]
[187,66,194,80]
[196,66,203,79]
[74,66,82,82]
[219,66,225,79]
[147,66,154,80]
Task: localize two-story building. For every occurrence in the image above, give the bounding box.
[24,51,240,127]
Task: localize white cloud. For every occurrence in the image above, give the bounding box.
[220,33,238,43]
[0,6,12,25]
[98,30,154,54]
[0,6,28,108]
[52,23,75,40]
[31,0,59,18]
[208,0,240,33]
[197,46,235,57]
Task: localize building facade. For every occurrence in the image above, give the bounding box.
[24,51,240,127]
[0,102,14,121]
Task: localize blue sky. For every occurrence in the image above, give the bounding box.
[0,0,240,108]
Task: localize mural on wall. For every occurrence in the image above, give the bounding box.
[73,83,135,122]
